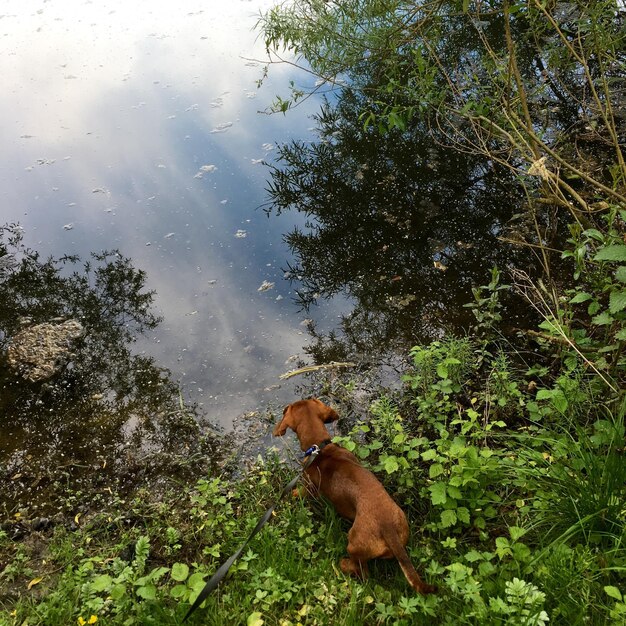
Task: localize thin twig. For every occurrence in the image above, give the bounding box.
[279,362,356,380]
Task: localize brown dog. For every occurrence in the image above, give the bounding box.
[273,398,435,594]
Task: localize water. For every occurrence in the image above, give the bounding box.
[0,2,538,515]
[0,0,338,426]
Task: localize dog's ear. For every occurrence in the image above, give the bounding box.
[311,397,339,423]
[322,405,339,423]
[273,405,292,436]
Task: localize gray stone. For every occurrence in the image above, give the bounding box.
[7,320,84,382]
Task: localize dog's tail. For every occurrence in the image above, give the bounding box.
[386,533,437,595]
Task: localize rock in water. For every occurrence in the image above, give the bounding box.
[7,320,84,382]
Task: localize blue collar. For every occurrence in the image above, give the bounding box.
[303,438,333,459]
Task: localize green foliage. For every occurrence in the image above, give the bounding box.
[493,578,549,626]
[259,1,626,217]
[560,210,626,384]
[465,267,509,337]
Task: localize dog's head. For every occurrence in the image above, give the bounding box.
[273,398,339,437]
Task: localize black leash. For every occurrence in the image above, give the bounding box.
[182,439,332,622]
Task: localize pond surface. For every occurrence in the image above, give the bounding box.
[0,0,339,426]
[1,1,538,515]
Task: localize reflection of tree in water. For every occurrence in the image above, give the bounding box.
[266,94,542,363]
[0,224,221,515]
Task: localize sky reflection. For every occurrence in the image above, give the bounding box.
[0,0,337,424]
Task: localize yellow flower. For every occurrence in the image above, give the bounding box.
[77,616,98,625]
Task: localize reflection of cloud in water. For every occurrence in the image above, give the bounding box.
[135,247,310,419]
[0,0,335,426]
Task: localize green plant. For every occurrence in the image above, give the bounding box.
[465,268,509,337]
[513,414,626,546]
[405,337,474,398]
[490,577,550,626]
[0,546,34,583]
[332,396,427,495]
[604,585,626,622]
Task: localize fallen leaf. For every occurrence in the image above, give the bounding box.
[28,577,43,589]
[528,156,550,180]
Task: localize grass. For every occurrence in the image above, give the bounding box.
[0,463,430,626]
[1,411,623,625]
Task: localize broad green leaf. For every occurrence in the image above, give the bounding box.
[536,389,554,400]
[552,391,568,413]
[592,311,613,326]
[609,290,626,314]
[382,456,399,474]
[594,245,626,262]
[447,485,463,500]
[598,343,619,353]
[440,509,457,528]
[436,363,448,379]
[188,572,207,593]
[148,567,170,582]
[456,507,470,524]
[512,542,532,562]
[429,463,444,478]
[539,318,559,333]
[495,537,512,558]
[91,575,113,592]
[170,584,188,599]
[616,266,626,283]
[583,228,604,241]
[136,584,157,600]
[110,584,126,601]
[479,560,497,576]
[247,612,264,626]
[429,482,447,505]
[464,550,483,562]
[449,475,463,487]
[509,526,527,541]
[604,586,623,601]
[569,292,592,304]
[171,563,189,582]
[588,300,601,315]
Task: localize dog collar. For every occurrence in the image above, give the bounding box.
[303,438,333,459]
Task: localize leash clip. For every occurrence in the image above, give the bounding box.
[304,444,320,458]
